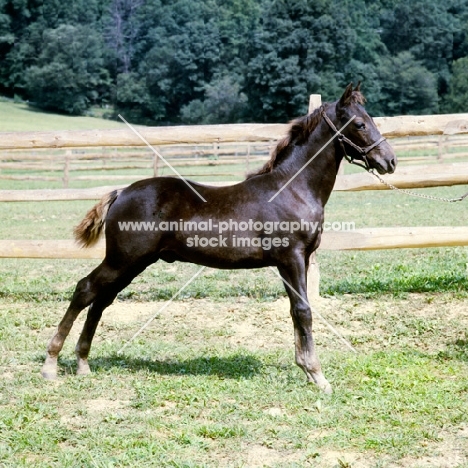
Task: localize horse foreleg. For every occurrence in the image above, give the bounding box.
[292,324,332,394]
[278,262,332,394]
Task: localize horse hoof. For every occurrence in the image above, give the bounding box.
[41,369,57,380]
[76,365,91,376]
[308,374,333,394]
[321,382,333,394]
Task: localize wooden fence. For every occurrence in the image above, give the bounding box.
[1,162,468,201]
[1,97,468,274]
[1,135,468,188]
[1,111,468,151]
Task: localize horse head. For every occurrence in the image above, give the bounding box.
[332,82,397,175]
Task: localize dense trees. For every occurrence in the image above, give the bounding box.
[0,0,467,123]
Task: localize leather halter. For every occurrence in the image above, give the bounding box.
[321,107,386,171]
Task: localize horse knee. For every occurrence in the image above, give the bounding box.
[290,305,312,330]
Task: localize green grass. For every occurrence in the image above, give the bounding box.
[0,101,123,131]
[0,292,467,467]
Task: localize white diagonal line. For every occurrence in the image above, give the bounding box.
[118,266,206,354]
[268,114,356,202]
[269,267,357,353]
[118,114,207,203]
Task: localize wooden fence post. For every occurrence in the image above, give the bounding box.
[307,94,322,300]
[62,150,71,188]
[438,135,445,161]
[153,148,159,177]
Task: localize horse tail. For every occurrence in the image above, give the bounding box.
[74,189,122,248]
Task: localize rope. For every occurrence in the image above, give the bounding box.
[369,169,468,203]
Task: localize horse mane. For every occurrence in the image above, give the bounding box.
[246,90,365,179]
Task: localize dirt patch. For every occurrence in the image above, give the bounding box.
[395,423,468,467]
[241,444,297,467]
[85,398,130,413]
[93,293,468,356]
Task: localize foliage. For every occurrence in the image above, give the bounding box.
[0,0,467,120]
[181,75,248,124]
[25,24,110,114]
[377,52,439,115]
[443,56,468,113]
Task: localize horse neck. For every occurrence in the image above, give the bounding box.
[274,118,343,206]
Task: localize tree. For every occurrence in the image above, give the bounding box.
[181,75,247,123]
[25,24,110,114]
[443,57,468,113]
[379,0,458,96]
[377,51,439,115]
[0,0,44,97]
[104,0,145,74]
[243,0,380,122]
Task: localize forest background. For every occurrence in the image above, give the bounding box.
[1,0,468,125]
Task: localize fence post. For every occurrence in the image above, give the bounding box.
[438,135,445,162]
[307,94,322,300]
[153,148,159,177]
[62,150,71,188]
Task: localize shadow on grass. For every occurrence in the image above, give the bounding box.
[438,337,468,362]
[50,353,263,380]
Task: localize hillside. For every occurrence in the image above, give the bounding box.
[0,101,124,132]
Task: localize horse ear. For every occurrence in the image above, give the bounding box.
[354,81,361,92]
[338,83,354,108]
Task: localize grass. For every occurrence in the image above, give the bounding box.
[0,292,467,467]
[0,101,123,132]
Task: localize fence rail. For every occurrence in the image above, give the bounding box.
[1,162,468,201]
[1,226,467,259]
[1,113,468,150]
[2,132,468,188]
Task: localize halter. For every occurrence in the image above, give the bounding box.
[321,107,386,171]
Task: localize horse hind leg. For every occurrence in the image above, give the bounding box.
[41,274,97,379]
[41,260,129,380]
[74,256,158,376]
[74,290,118,376]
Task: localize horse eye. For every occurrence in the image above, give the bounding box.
[356,122,366,130]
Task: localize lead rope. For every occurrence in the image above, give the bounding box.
[368,168,468,203]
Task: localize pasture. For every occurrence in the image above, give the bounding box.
[1,103,468,467]
[0,101,123,132]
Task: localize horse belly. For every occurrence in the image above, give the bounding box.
[160,232,272,269]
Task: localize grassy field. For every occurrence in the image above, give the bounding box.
[0,100,123,132]
[1,104,468,466]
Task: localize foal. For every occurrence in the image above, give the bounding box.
[42,84,396,393]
